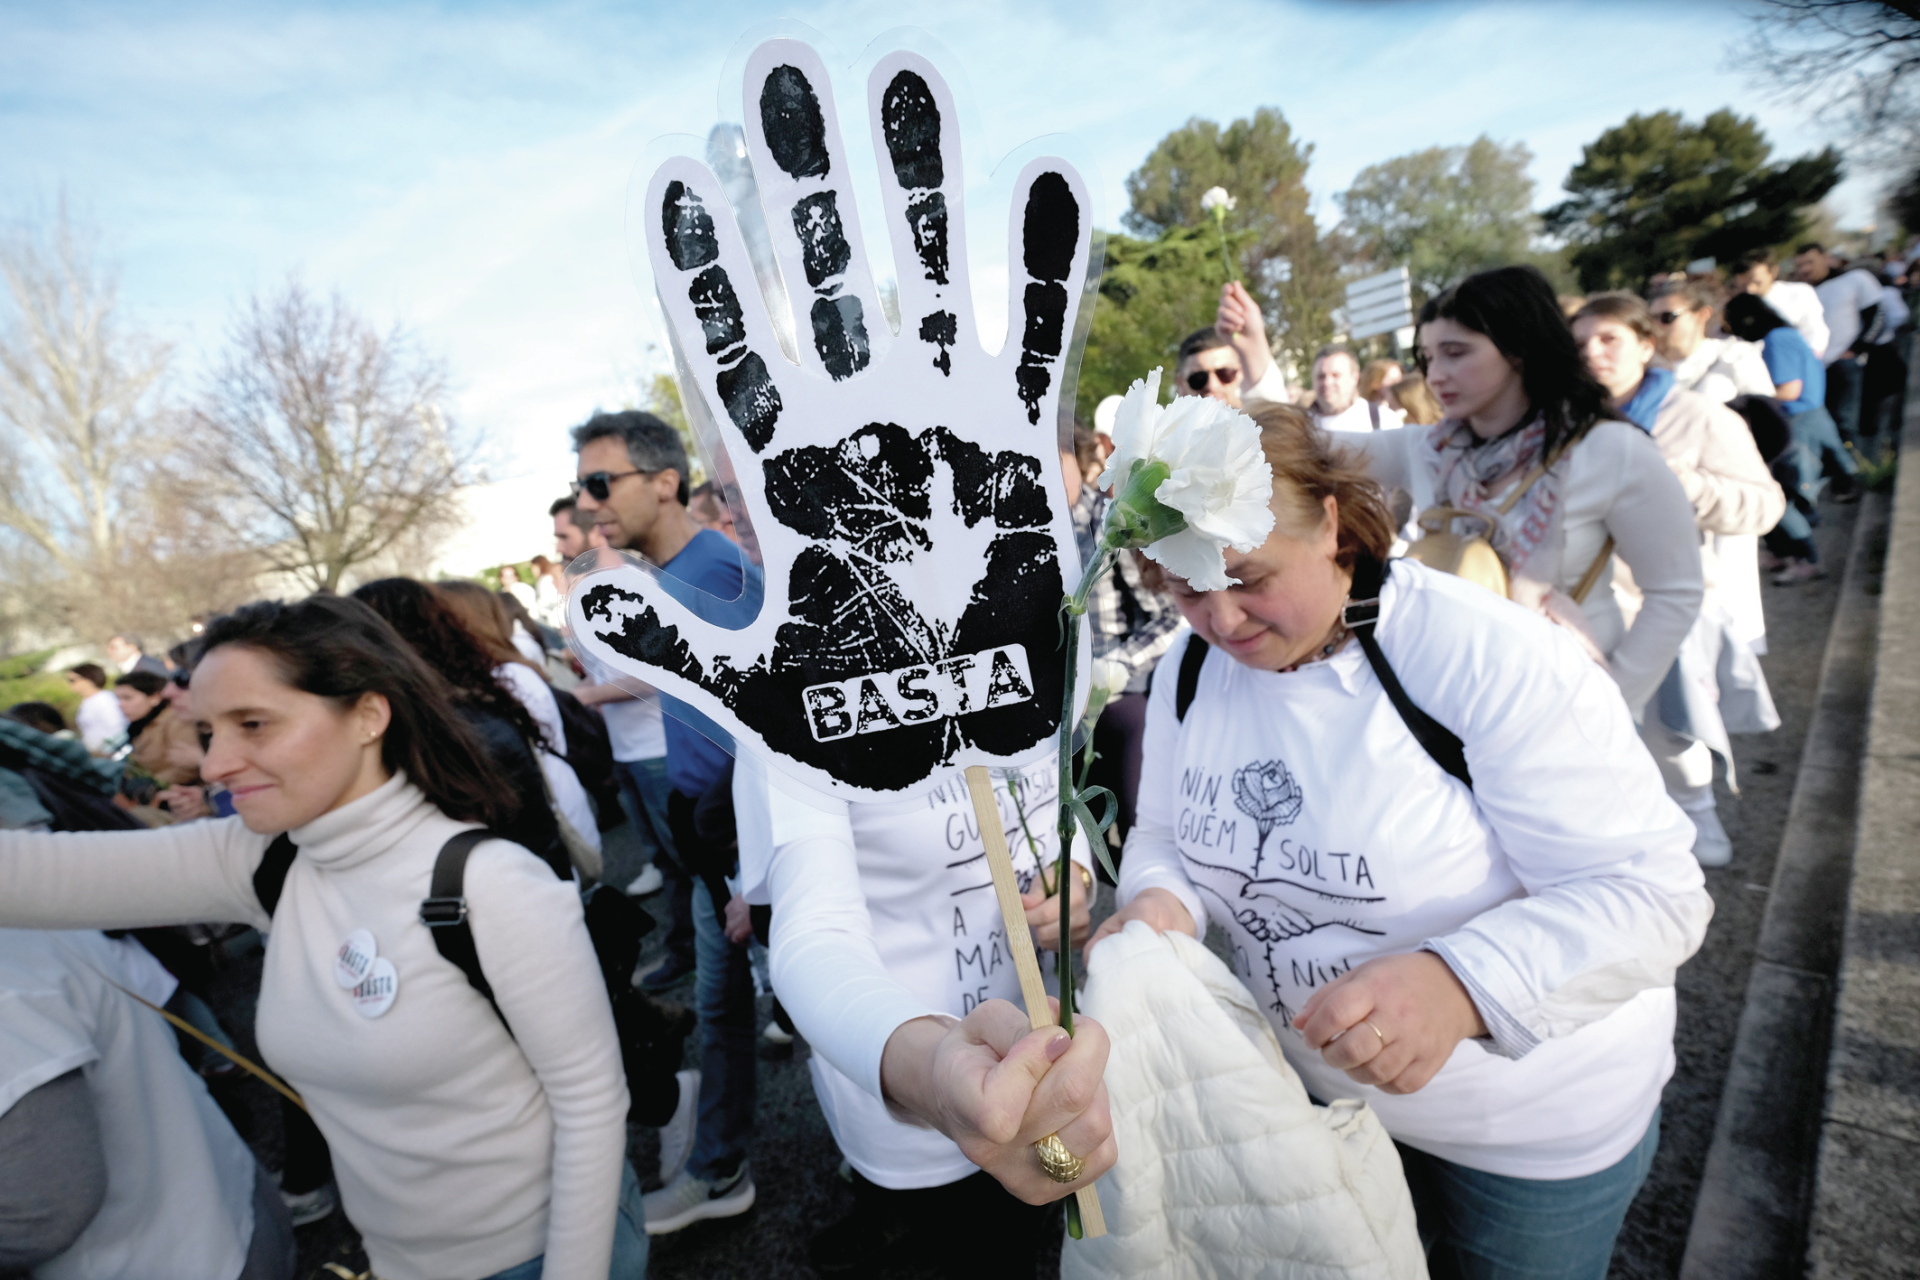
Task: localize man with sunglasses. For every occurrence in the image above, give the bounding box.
[570,409,765,1234]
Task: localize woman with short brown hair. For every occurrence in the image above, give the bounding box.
[1093,411,1710,1279]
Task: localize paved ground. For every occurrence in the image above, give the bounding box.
[199,493,1866,1280]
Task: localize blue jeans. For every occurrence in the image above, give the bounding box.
[690,876,756,1180]
[1395,1108,1659,1280]
[1824,354,1865,448]
[614,757,694,969]
[482,1159,648,1279]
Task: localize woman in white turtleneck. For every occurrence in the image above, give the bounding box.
[0,595,641,1280]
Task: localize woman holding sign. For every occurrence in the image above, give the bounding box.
[0,595,644,1280]
[1093,413,1711,1278]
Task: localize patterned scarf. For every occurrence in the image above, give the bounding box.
[1421,413,1564,598]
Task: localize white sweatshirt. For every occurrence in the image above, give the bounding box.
[1119,561,1711,1178]
[1357,420,1704,716]
[0,773,626,1280]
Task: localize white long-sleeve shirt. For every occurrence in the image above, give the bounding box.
[74,689,128,754]
[755,757,1091,1189]
[1759,280,1829,361]
[1354,420,1704,715]
[1118,561,1710,1179]
[0,774,626,1280]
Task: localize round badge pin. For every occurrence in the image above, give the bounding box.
[335,929,378,990]
[352,957,399,1019]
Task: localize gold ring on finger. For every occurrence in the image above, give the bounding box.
[1363,1020,1386,1048]
[1034,1132,1085,1184]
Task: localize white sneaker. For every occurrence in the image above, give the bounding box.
[643,1161,755,1235]
[657,1069,699,1185]
[1690,805,1733,867]
[625,864,664,896]
[762,1021,794,1046]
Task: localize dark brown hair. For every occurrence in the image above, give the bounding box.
[113,670,169,697]
[1418,264,1612,459]
[1573,291,1658,343]
[198,595,517,829]
[349,578,546,752]
[435,579,536,671]
[1248,403,1397,570]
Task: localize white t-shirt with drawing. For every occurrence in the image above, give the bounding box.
[754,756,1092,1190]
[1118,562,1710,1180]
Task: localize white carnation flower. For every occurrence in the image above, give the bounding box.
[1199,186,1236,213]
[1095,368,1273,592]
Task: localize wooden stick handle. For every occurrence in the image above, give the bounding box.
[963,765,1106,1238]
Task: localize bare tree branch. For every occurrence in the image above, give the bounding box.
[1739,1,1920,167]
[0,198,170,575]
[181,280,477,593]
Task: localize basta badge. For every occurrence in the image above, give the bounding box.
[351,957,398,1019]
[335,929,378,989]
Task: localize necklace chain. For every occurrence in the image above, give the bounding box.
[1278,613,1350,674]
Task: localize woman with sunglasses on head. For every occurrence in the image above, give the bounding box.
[1572,293,1785,866]
[1647,279,1775,404]
[1350,266,1704,727]
[1094,410,1709,1279]
[0,595,643,1280]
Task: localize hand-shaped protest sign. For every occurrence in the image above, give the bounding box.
[569,39,1095,800]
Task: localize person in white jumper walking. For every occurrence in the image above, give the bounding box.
[1574,293,1785,867]
[1093,415,1711,1279]
[0,595,643,1280]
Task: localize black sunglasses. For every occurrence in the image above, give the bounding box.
[1653,309,1691,326]
[570,468,652,501]
[1185,365,1240,392]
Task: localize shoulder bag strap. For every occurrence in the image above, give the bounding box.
[1569,535,1617,605]
[1174,632,1210,723]
[251,834,298,917]
[1343,556,1475,790]
[418,829,512,1034]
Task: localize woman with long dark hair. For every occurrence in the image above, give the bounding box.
[436,578,601,866]
[1356,265,1704,721]
[0,594,643,1279]
[350,578,567,876]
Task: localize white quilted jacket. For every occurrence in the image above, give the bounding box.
[1062,921,1428,1280]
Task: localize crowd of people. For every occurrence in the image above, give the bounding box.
[0,234,1907,1280]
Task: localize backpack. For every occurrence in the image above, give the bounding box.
[1725,393,1794,465]
[1173,554,1473,790]
[550,687,625,833]
[251,830,673,1119]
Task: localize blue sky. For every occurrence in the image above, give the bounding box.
[0,0,1882,489]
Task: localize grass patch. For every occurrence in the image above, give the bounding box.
[0,672,79,726]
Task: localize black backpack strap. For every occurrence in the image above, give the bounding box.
[418,829,510,1030]
[1174,632,1210,723]
[1344,556,1474,790]
[252,835,298,917]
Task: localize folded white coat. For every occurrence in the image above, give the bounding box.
[1063,920,1428,1280]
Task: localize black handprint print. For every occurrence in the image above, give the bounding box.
[571,40,1094,800]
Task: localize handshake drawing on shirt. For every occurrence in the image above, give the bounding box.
[570,38,1096,800]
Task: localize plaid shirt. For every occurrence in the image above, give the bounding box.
[0,719,119,794]
[1071,485,1188,693]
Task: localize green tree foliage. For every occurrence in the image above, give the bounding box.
[1338,137,1541,305]
[1076,226,1255,420]
[640,371,706,485]
[1121,109,1342,369]
[1545,109,1842,291]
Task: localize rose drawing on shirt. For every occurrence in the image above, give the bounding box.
[1232,758,1303,872]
